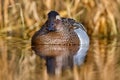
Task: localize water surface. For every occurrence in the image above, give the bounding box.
[0,36,120,80]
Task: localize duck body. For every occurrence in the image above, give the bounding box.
[33,30,79,45]
[31,11,88,46]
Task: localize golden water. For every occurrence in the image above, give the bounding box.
[0,36,120,80]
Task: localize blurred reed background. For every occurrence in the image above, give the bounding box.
[0,0,120,38]
[0,0,120,80]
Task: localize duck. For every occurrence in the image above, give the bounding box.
[31,11,89,46]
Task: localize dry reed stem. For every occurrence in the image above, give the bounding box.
[0,37,13,80]
[0,0,120,37]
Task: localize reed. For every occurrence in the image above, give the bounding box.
[0,0,120,80]
[0,0,120,38]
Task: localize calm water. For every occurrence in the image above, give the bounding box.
[0,36,120,80]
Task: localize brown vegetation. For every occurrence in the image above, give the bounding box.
[0,0,120,38]
[0,0,120,80]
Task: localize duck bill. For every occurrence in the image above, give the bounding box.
[48,20,55,31]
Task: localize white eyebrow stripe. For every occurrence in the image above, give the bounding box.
[56,15,61,20]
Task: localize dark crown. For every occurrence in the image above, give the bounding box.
[48,11,59,18]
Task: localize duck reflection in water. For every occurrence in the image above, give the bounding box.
[31,11,90,75]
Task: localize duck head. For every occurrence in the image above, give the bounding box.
[47,11,61,31]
